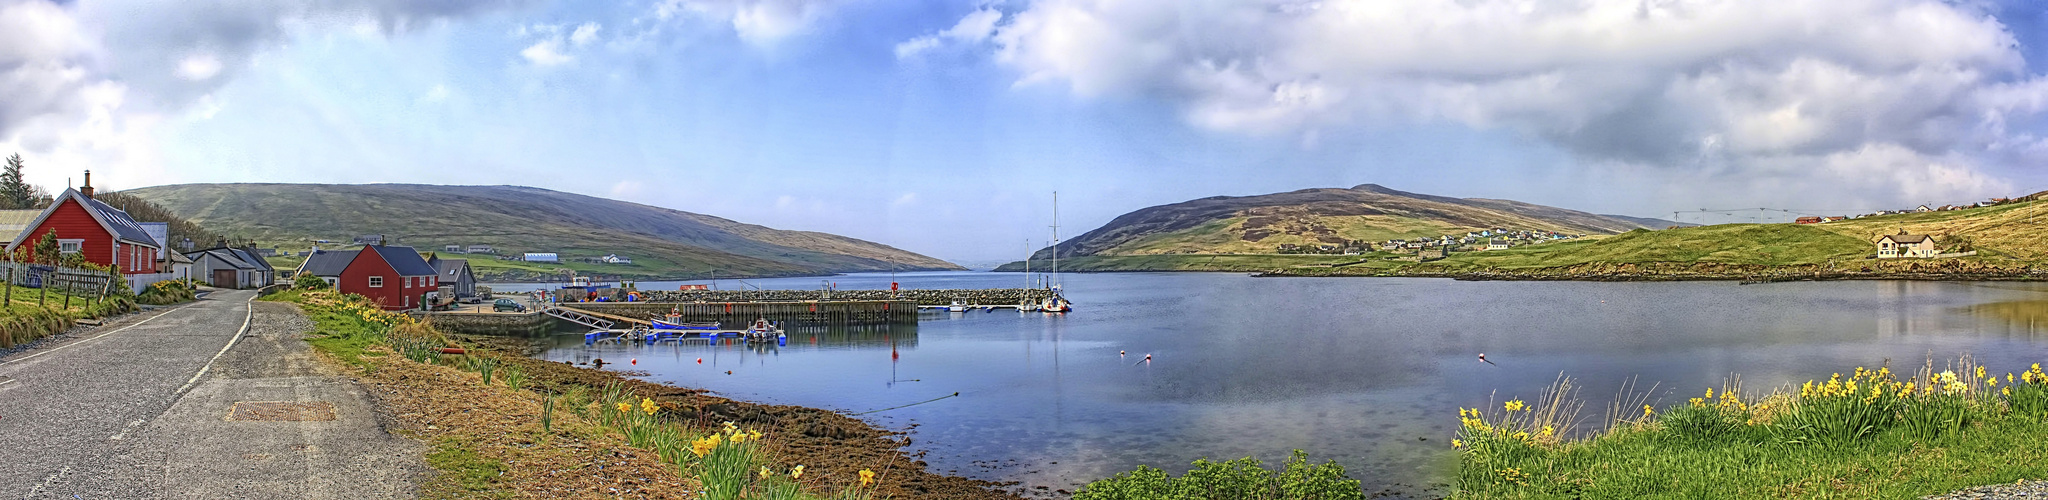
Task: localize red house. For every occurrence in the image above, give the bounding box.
[3,176,161,276]
[336,245,440,311]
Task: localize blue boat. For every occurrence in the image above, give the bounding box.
[651,319,722,330]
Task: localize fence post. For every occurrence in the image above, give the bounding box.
[4,267,12,306]
[63,274,73,310]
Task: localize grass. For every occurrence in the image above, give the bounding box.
[423,435,510,499]
[1,279,138,348]
[270,285,887,500]
[1453,359,2048,499]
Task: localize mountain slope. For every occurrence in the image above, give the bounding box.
[1026,184,1666,262]
[126,183,961,278]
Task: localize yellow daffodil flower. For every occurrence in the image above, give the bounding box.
[790,465,804,479]
[859,469,876,486]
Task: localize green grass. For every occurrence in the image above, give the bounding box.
[423,435,511,499]
[1,281,137,348]
[1454,362,2048,499]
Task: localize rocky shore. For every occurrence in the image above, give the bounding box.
[460,334,1030,500]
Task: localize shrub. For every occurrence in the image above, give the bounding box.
[1074,450,1363,500]
[293,272,330,290]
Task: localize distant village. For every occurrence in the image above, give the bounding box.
[1276,228,1587,260]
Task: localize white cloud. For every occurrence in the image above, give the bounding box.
[521,39,573,66]
[969,0,2048,203]
[419,84,452,104]
[570,21,602,46]
[175,53,222,81]
[0,0,527,188]
[895,8,1002,59]
[650,0,847,45]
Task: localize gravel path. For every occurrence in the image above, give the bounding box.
[1927,480,2048,499]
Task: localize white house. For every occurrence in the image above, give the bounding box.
[600,254,632,264]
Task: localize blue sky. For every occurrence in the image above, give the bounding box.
[4,0,2048,265]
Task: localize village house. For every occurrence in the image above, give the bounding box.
[303,245,440,310]
[186,247,275,288]
[466,244,494,254]
[1,173,171,292]
[1876,231,1939,259]
[427,253,478,300]
[354,234,385,246]
[444,244,464,253]
[1487,238,1509,251]
[0,209,39,248]
[600,253,633,264]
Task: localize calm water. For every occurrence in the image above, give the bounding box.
[516,272,2048,497]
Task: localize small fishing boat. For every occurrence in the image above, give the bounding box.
[947,298,969,313]
[651,319,722,330]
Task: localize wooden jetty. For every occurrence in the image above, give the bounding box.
[565,300,919,326]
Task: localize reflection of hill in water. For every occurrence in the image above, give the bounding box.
[1963,301,2048,335]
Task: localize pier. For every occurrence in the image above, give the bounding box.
[626,288,1062,307]
[566,300,920,326]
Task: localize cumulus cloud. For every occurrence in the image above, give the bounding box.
[942,0,2048,204]
[0,0,526,186]
[570,21,602,46]
[651,0,847,45]
[521,38,573,66]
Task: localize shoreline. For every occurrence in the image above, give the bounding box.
[459,334,1032,500]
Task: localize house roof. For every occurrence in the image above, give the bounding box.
[192,249,259,270]
[430,257,470,279]
[225,248,274,271]
[0,209,39,244]
[1881,234,1931,244]
[299,250,360,277]
[165,251,193,264]
[3,189,160,252]
[368,245,437,277]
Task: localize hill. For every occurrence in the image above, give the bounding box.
[997,184,1676,271]
[1262,197,2048,278]
[125,183,962,280]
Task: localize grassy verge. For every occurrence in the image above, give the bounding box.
[264,287,905,499]
[1,281,137,349]
[1453,359,2048,499]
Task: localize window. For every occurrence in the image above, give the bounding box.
[58,239,83,254]
[369,276,384,287]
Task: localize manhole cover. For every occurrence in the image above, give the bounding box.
[226,401,336,422]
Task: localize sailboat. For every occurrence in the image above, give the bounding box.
[1040,191,1073,313]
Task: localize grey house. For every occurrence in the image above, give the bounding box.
[297,249,361,287]
[426,254,477,299]
[186,247,275,288]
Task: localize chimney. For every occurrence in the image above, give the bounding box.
[81,170,93,199]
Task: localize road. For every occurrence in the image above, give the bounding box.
[0,290,423,499]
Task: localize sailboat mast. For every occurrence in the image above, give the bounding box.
[1050,191,1059,288]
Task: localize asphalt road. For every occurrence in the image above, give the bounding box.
[0,290,423,499]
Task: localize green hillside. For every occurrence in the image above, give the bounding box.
[130,183,962,281]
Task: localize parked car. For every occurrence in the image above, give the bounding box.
[493,298,527,313]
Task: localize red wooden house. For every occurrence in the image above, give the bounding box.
[336,245,440,311]
[3,176,162,276]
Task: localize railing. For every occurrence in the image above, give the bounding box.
[0,260,121,308]
[538,306,615,330]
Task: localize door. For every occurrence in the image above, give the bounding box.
[213,269,236,288]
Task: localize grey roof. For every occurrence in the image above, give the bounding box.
[224,248,274,271]
[369,246,437,277]
[431,257,470,278]
[82,194,159,247]
[299,250,360,277]
[1883,234,1931,244]
[140,222,169,258]
[192,249,258,270]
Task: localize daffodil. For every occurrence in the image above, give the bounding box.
[616,402,632,413]
[1978,366,1988,379]
[641,398,659,415]
[1451,439,1463,449]
[760,466,773,479]
[1503,400,1525,412]
[1642,405,1655,417]
[859,469,876,486]
[790,465,805,479]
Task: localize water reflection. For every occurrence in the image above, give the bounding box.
[523,273,2048,497]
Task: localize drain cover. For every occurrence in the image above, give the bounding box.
[226,401,336,422]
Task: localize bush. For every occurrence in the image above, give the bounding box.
[138,279,197,305]
[293,272,331,290]
[1074,450,1363,500]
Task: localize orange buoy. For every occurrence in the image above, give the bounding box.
[696,358,703,364]
[631,358,638,365]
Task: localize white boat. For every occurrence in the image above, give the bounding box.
[947,298,969,313]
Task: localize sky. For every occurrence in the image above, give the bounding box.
[3,0,2048,266]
